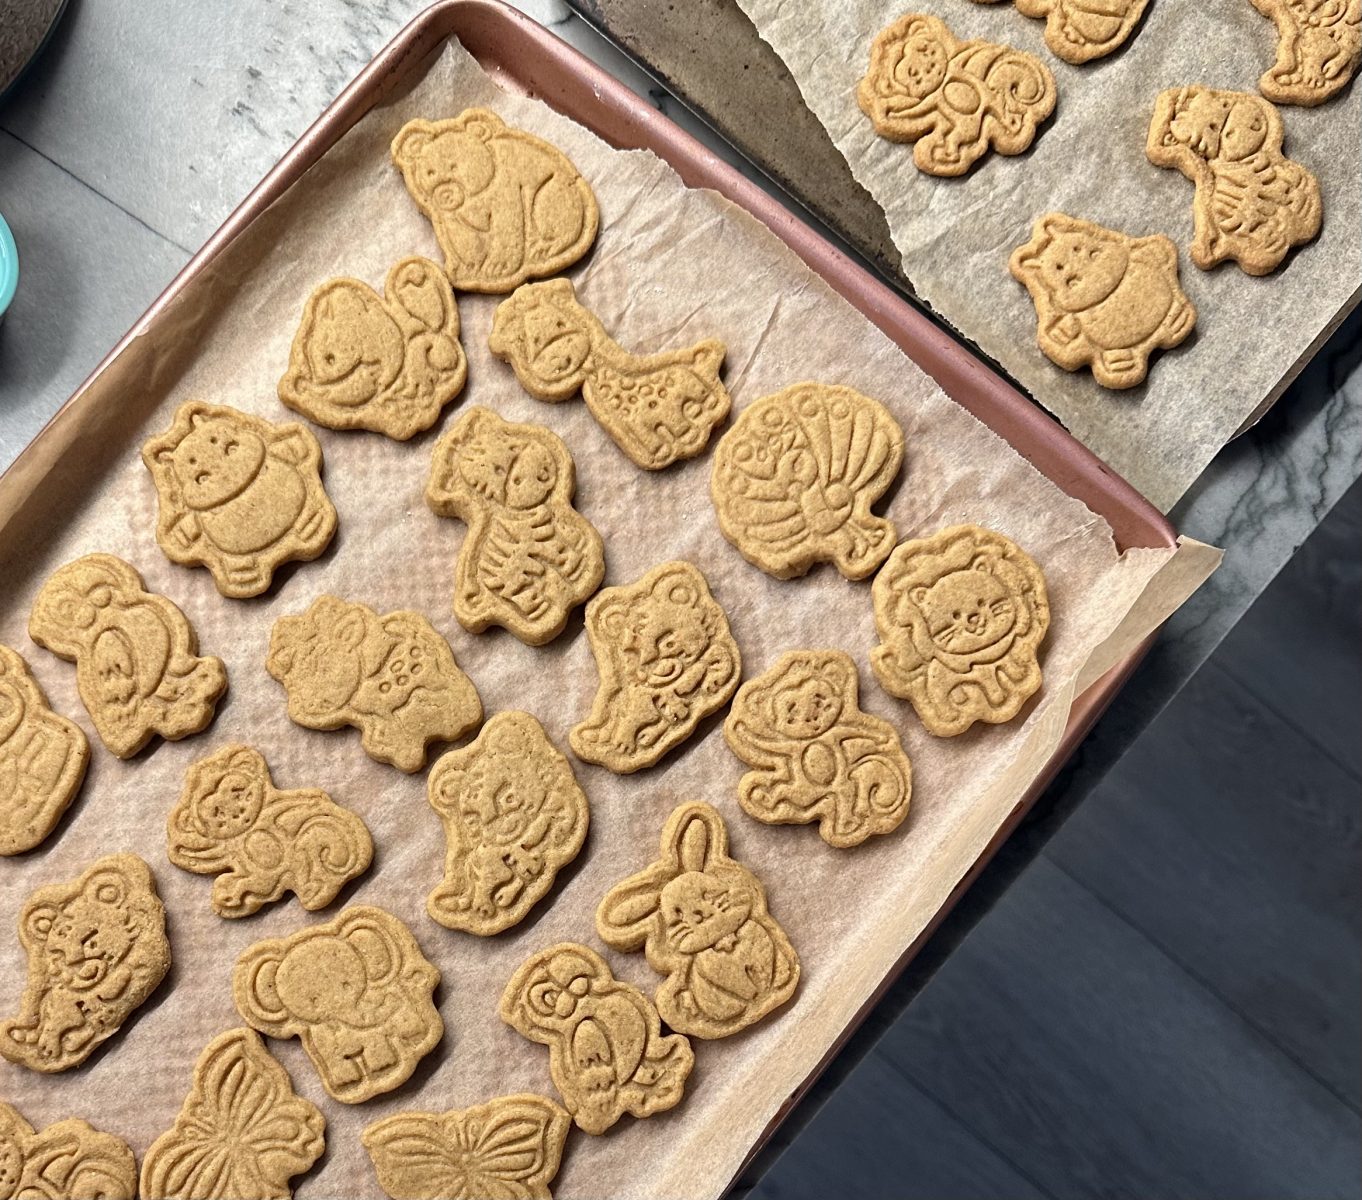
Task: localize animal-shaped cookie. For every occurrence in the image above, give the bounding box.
[597,801,799,1038]
[142,402,337,598]
[725,650,912,848]
[168,744,373,918]
[871,525,1049,736]
[233,906,443,1104]
[500,943,694,1135]
[363,1094,570,1200]
[0,853,170,1073]
[1249,0,1361,106]
[1010,213,1197,389]
[571,561,741,774]
[1146,86,1322,275]
[427,712,589,936]
[970,0,1149,62]
[711,383,904,580]
[857,13,1057,176]
[279,256,467,440]
[391,109,599,293]
[0,1102,137,1200]
[0,645,88,855]
[28,554,227,758]
[266,595,482,772]
[426,406,605,646]
[489,278,731,470]
[140,1027,325,1200]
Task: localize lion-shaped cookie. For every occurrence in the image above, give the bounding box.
[0,1102,137,1200]
[1249,0,1361,107]
[970,0,1150,63]
[871,525,1050,736]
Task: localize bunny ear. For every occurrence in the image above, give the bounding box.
[596,863,671,951]
[666,802,729,874]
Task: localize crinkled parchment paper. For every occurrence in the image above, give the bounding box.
[0,37,1218,1200]
[734,0,1362,511]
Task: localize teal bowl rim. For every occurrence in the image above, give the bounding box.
[0,211,17,319]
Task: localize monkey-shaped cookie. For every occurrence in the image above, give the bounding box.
[1147,86,1322,275]
[871,525,1049,736]
[571,561,742,774]
[391,109,599,293]
[500,943,694,1134]
[858,13,1056,176]
[426,407,605,646]
[142,401,337,598]
[266,595,482,772]
[970,0,1149,63]
[233,906,443,1104]
[168,744,373,918]
[427,712,589,936]
[0,1102,137,1200]
[0,645,88,855]
[597,801,799,1039]
[1249,0,1361,106]
[711,383,904,580]
[28,554,227,759]
[280,256,467,441]
[1010,213,1197,389]
[489,278,732,471]
[0,853,170,1073]
[725,650,912,848]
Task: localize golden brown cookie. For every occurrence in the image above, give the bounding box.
[0,853,170,1073]
[266,595,482,772]
[427,712,589,936]
[597,801,799,1038]
[488,278,731,470]
[0,644,88,855]
[871,525,1049,736]
[168,744,373,918]
[426,406,605,646]
[232,905,443,1104]
[391,109,599,293]
[140,1027,325,1200]
[1010,213,1197,389]
[28,554,227,759]
[570,561,741,774]
[1147,86,1322,275]
[725,649,912,848]
[0,1101,137,1200]
[711,383,903,580]
[500,942,694,1135]
[279,256,467,440]
[363,1094,570,1200]
[142,401,338,598]
[857,13,1057,176]
[971,0,1149,62]
[1249,0,1361,106]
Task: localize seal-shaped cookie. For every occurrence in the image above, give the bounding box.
[0,852,170,1073]
[1249,0,1361,107]
[363,1094,570,1200]
[168,744,373,918]
[0,644,89,855]
[140,1027,325,1200]
[711,383,903,580]
[1147,86,1322,275]
[871,525,1049,736]
[970,0,1149,63]
[0,1101,137,1200]
[570,561,741,774]
[391,109,599,293]
[597,801,799,1038]
[28,554,227,758]
[279,256,467,440]
[725,649,912,848]
[1010,213,1197,389]
[857,12,1057,177]
[500,942,694,1135]
[233,905,443,1104]
[142,401,337,599]
[426,406,605,646]
[427,712,589,936]
[489,278,731,470]
[266,595,482,772]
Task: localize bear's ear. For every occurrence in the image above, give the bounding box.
[459,109,502,142]
[22,902,61,946]
[86,868,129,909]
[235,949,289,1025]
[909,584,931,606]
[154,447,176,466]
[392,127,433,167]
[187,407,213,429]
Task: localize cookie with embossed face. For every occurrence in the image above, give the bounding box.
[1249,0,1360,107]
[970,0,1149,63]
[0,1101,137,1200]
